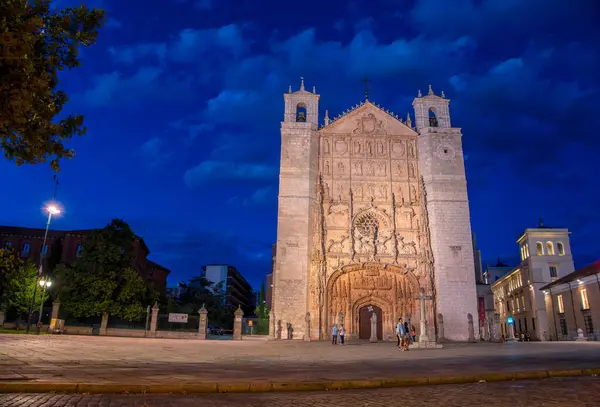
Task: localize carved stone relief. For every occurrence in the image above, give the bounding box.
[391,141,405,157]
[353,140,363,155]
[352,113,387,136]
[324,160,331,176]
[335,139,348,155]
[354,161,363,176]
[407,141,416,158]
[408,162,416,179]
[323,139,330,155]
[326,203,348,227]
[394,161,406,178]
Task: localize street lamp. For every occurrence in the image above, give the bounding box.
[26,204,61,333]
[36,279,52,329]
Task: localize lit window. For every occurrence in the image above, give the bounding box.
[557,295,564,314]
[536,242,544,256]
[549,266,558,281]
[557,242,565,256]
[21,242,30,257]
[521,296,526,311]
[525,244,530,258]
[546,242,555,256]
[581,289,590,310]
[520,246,525,261]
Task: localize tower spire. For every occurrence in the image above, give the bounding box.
[361,76,371,100]
[324,109,330,126]
[428,84,434,95]
[300,77,305,91]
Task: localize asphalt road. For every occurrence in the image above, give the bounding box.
[0,376,599,407]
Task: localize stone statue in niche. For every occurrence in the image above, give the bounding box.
[324,161,330,175]
[368,184,376,198]
[327,204,348,226]
[367,141,374,157]
[324,139,330,154]
[379,185,387,200]
[410,185,417,204]
[324,183,330,199]
[377,162,387,176]
[367,162,375,176]
[354,161,362,175]
[354,141,362,154]
[377,142,384,154]
[395,163,404,177]
[408,143,415,158]
[408,163,415,178]
[355,184,364,198]
[337,162,345,174]
[396,186,404,204]
[337,184,344,198]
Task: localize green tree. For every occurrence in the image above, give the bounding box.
[176,277,233,328]
[2,262,45,317]
[54,219,147,320]
[0,0,105,171]
[0,247,25,303]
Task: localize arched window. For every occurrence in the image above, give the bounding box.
[546,241,555,256]
[520,246,524,261]
[557,242,565,256]
[525,244,530,258]
[536,242,544,256]
[428,108,438,127]
[296,103,307,122]
[76,244,83,257]
[21,242,30,257]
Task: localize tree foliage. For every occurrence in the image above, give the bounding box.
[1,260,45,316]
[0,0,105,171]
[54,219,148,320]
[174,277,234,329]
[0,247,25,303]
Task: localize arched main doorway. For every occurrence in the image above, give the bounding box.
[358,304,383,340]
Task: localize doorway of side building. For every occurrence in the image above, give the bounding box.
[358,304,383,340]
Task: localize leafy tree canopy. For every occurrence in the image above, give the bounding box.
[1,260,45,315]
[0,0,105,171]
[54,219,148,320]
[0,247,24,301]
[174,277,234,328]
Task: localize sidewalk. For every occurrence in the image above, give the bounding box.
[1,334,599,393]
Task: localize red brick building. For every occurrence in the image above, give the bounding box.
[0,226,170,293]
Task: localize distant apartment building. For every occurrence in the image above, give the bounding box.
[541,261,600,341]
[492,222,574,340]
[202,264,256,316]
[166,282,188,300]
[0,225,170,293]
[483,258,514,285]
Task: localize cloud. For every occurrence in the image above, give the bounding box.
[105,17,122,29]
[138,137,173,170]
[184,161,277,187]
[243,186,277,207]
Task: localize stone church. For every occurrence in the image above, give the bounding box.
[271,79,478,342]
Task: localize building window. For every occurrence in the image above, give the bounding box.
[525,244,530,258]
[524,318,528,333]
[557,295,564,314]
[296,103,307,122]
[428,108,439,127]
[546,242,555,256]
[536,242,544,256]
[41,244,49,257]
[3,241,12,250]
[581,289,590,310]
[583,311,593,334]
[521,296,526,311]
[559,317,567,336]
[21,242,31,257]
[532,317,536,331]
[549,266,558,282]
[557,242,565,256]
[76,244,83,258]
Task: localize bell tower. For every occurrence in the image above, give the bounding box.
[273,78,320,339]
[414,85,479,341]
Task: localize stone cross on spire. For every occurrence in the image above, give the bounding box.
[300,77,305,91]
[361,76,371,100]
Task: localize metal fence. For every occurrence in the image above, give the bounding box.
[156,314,199,332]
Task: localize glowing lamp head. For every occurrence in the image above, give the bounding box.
[39,280,52,287]
[47,205,60,215]
[507,317,514,324]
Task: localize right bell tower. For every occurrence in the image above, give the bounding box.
[414,85,479,341]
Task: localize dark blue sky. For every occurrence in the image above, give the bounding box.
[2,0,599,289]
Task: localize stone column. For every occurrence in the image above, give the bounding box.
[198,304,208,339]
[100,312,109,335]
[150,302,159,337]
[467,313,476,342]
[51,296,61,320]
[369,312,378,343]
[304,312,311,341]
[233,305,244,340]
[419,292,429,342]
[437,313,445,342]
[269,309,275,339]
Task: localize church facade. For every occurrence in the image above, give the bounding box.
[271,80,478,341]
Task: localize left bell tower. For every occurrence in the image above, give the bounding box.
[273,78,320,340]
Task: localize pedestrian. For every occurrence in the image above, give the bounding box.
[331,324,338,345]
[411,325,416,343]
[339,325,345,345]
[404,321,410,344]
[396,318,406,350]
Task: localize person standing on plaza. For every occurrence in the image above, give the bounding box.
[404,321,411,344]
[411,325,416,343]
[339,325,346,345]
[396,318,406,349]
[331,324,338,345]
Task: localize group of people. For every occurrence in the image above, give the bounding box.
[331,324,346,344]
[396,318,416,351]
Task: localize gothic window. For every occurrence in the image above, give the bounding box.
[21,242,30,257]
[557,242,565,256]
[536,242,544,256]
[546,241,555,256]
[428,108,438,127]
[296,103,307,122]
[354,211,388,240]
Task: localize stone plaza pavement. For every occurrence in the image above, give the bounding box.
[1,334,599,388]
[1,377,599,406]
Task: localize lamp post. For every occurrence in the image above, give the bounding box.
[26,205,60,333]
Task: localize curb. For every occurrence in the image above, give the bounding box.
[0,368,598,394]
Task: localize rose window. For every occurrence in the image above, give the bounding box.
[354,211,387,239]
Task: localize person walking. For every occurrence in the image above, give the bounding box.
[411,325,416,343]
[331,324,338,345]
[404,321,411,344]
[396,318,406,350]
[339,325,346,345]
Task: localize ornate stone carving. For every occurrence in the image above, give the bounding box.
[324,160,331,175]
[354,161,363,175]
[323,139,330,155]
[353,113,387,135]
[327,235,351,254]
[335,139,348,155]
[408,162,416,178]
[407,141,415,158]
[377,162,387,176]
[366,140,374,157]
[366,161,375,176]
[353,140,362,154]
[394,161,406,178]
[410,185,418,204]
[337,161,345,174]
[326,203,348,226]
[391,140,405,157]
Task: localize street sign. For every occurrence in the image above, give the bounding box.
[168,313,188,323]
